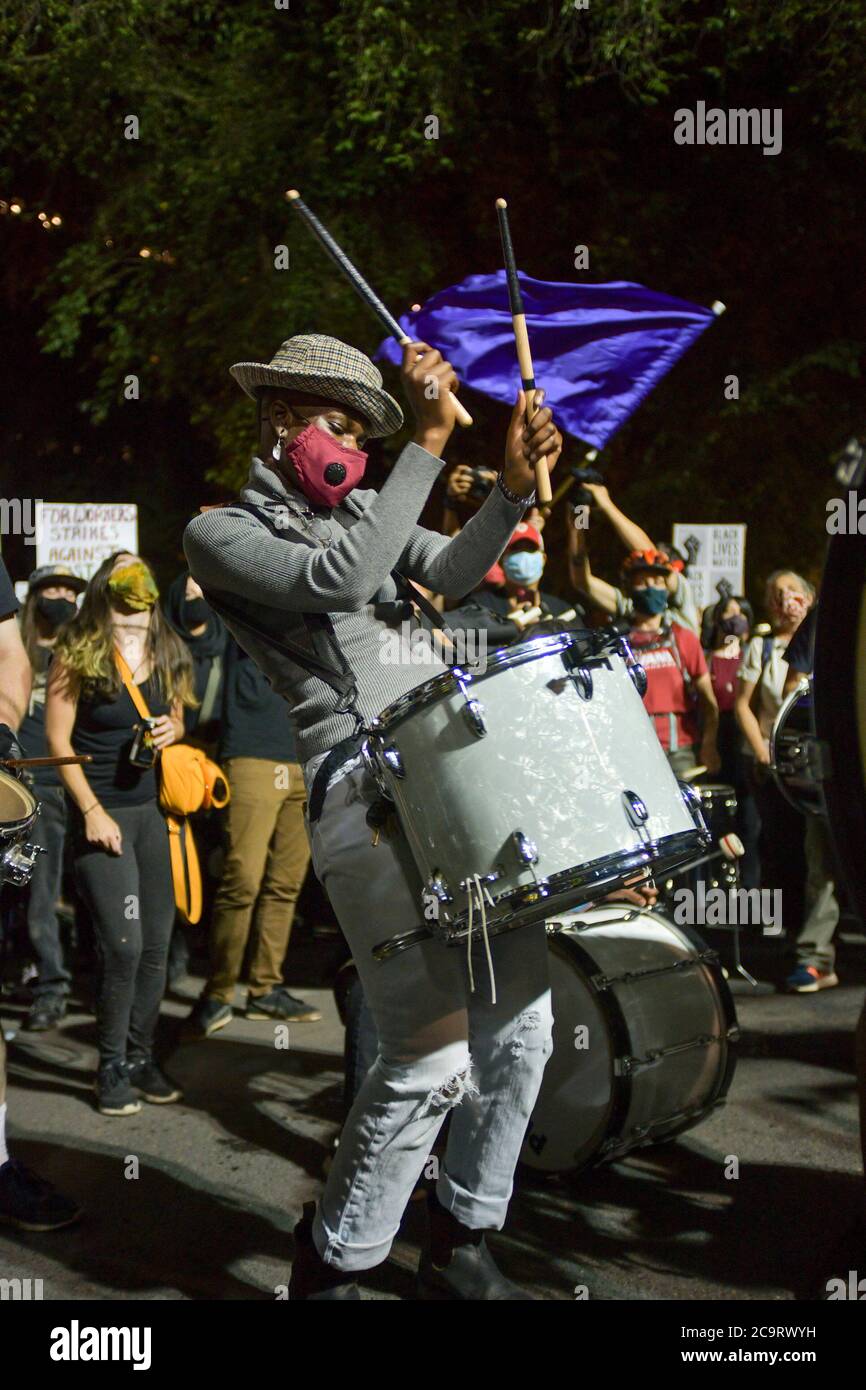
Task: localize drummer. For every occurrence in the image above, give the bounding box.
[185,334,565,1299]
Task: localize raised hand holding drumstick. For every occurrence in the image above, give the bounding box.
[503,389,562,501]
[400,340,462,457]
[286,190,472,428]
[496,198,554,505]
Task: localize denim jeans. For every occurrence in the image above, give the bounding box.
[25,784,71,999]
[306,763,554,1272]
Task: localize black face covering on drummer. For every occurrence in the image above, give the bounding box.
[182,597,210,628]
[36,596,77,626]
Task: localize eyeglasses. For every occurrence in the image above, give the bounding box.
[280,507,333,546]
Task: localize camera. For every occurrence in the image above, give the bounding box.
[467,467,495,502]
[129,718,159,769]
[569,463,604,508]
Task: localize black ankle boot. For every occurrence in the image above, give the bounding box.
[417,1192,536,1300]
[288,1203,362,1300]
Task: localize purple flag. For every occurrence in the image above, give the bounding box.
[377,272,718,448]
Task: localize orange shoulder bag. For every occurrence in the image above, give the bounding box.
[114,650,230,925]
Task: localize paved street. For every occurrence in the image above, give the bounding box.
[2,933,864,1302]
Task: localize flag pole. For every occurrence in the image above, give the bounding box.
[495,198,553,506]
[286,190,472,428]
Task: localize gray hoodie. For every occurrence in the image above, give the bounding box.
[183,442,529,764]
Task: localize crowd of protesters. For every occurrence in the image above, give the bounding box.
[0,430,849,1229]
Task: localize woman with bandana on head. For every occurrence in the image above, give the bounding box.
[18,566,87,1031]
[45,553,197,1115]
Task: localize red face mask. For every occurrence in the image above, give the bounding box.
[279,422,368,508]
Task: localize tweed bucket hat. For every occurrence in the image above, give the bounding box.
[230,334,403,439]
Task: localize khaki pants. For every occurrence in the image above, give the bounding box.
[206,758,311,1003]
[795,813,841,972]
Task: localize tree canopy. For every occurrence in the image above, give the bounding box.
[1,0,864,592]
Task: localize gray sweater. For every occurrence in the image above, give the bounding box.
[183,442,529,763]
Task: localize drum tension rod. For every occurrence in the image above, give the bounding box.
[591,950,718,992]
[616,1030,731,1076]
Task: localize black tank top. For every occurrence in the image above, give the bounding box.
[72,675,169,808]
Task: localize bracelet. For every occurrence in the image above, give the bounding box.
[81,802,100,817]
[496,472,535,508]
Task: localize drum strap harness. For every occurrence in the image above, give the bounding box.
[198,500,452,826]
[199,498,500,993]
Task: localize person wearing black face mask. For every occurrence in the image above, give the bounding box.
[163,573,227,755]
[18,565,86,1031]
[705,596,761,889]
[706,597,753,756]
[162,573,229,985]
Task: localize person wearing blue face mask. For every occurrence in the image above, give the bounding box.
[622,550,721,779]
[469,521,578,638]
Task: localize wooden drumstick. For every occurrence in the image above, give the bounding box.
[1,755,93,768]
[495,198,553,505]
[286,190,473,428]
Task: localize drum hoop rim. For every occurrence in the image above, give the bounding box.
[434,830,709,935]
[548,926,635,1143]
[0,771,38,832]
[769,676,824,815]
[371,629,598,732]
[548,910,738,1144]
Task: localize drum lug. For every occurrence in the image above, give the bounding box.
[570,667,593,700]
[680,782,710,837]
[559,649,594,700]
[512,830,539,865]
[600,633,647,696]
[426,873,453,903]
[621,790,649,830]
[628,661,647,697]
[381,744,405,779]
[615,1055,640,1078]
[360,738,388,795]
[462,698,487,738]
[0,841,45,887]
[457,869,502,893]
[453,670,487,737]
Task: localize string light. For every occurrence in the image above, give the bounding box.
[1,197,63,227]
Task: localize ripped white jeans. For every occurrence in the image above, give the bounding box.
[306,763,554,1271]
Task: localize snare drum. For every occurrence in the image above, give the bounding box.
[366,632,708,949]
[522,904,738,1173]
[0,768,42,886]
[770,679,827,816]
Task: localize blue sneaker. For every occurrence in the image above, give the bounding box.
[786,965,839,993]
